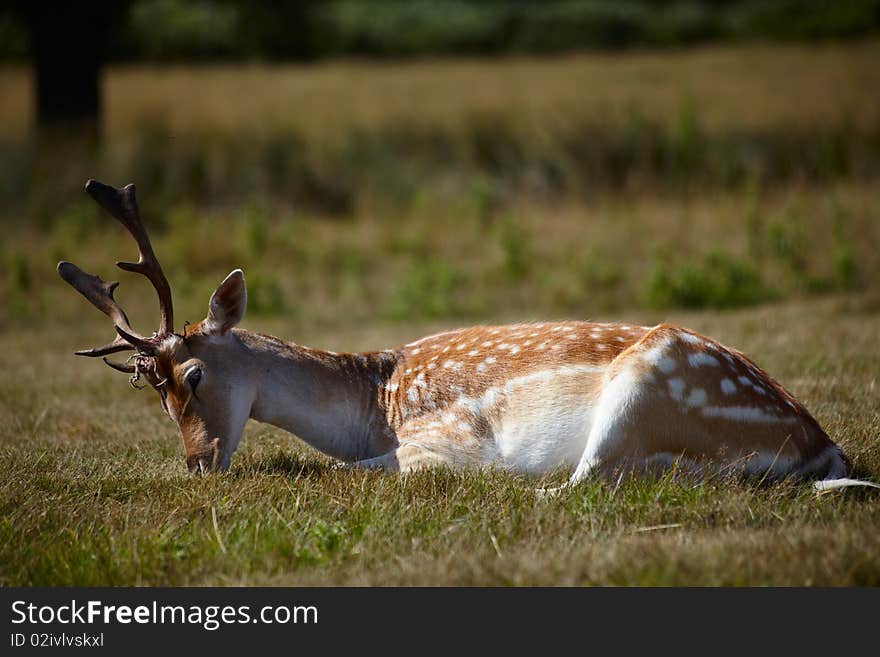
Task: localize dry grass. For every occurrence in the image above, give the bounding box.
[1,295,879,586]
[2,41,880,140]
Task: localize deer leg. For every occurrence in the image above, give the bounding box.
[347,417,482,473]
[566,323,836,487]
[568,362,657,486]
[344,443,455,472]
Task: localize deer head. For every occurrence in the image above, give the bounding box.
[58,180,253,473]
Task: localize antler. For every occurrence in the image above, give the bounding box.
[57,180,175,362]
[84,179,174,334]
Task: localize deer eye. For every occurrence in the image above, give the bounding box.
[185,367,202,391]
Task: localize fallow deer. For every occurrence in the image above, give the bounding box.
[59,180,874,491]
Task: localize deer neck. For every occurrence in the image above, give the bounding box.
[240,330,397,462]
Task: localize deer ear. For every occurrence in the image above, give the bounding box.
[205,269,247,335]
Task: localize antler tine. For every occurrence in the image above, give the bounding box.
[102,357,136,374]
[84,179,174,335]
[75,335,135,357]
[57,261,154,355]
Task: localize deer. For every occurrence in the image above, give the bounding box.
[58,179,875,492]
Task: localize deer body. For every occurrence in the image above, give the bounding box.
[213,321,847,483]
[59,180,858,487]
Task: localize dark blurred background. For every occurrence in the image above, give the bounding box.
[1,0,879,330]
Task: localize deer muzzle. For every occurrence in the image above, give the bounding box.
[186,437,223,475]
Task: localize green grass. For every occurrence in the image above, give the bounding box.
[3,180,879,327]
[1,296,879,586]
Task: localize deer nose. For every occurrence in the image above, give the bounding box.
[186,438,223,474]
[186,453,213,475]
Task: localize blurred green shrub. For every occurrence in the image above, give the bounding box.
[123,0,240,60]
[241,203,268,258]
[49,202,100,247]
[7,1,880,62]
[386,258,468,320]
[496,217,531,282]
[750,202,862,295]
[831,206,860,291]
[2,250,36,319]
[642,249,776,309]
[247,272,286,316]
[579,248,624,291]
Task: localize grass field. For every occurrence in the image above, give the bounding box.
[2,296,879,586]
[1,42,879,586]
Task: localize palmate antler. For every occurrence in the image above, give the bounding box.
[57,180,175,373]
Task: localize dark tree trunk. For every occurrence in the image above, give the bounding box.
[23,2,123,136]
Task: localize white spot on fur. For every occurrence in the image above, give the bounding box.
[414,372,427,388]
[485,356,497,364]
[737,375,752,386]
[701,405,792,423]
[468,350,479,356]
[411,348,421,355]
[477,363,486,373]
[687,352,720,367]
[686,388,708,408]
[510,345,521,354]
[680,333,701,344]
[657,356,677,373]
[667,378,685,401]
[720,378,737,395]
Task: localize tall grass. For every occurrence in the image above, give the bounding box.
[4,113,880,221]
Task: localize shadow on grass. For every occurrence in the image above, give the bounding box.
[230,451,332,481]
